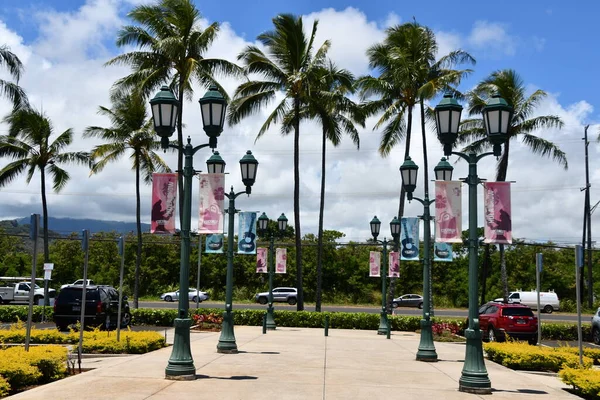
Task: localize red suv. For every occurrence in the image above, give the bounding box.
[478,302,538,345]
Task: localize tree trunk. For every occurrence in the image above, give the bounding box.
[315,127,327,312]
[177,84,185,229]
[293,96,304,311]
[133,157,142,309]
[40,167,49,263]
[419,99,433,315]
[388,106,413,313]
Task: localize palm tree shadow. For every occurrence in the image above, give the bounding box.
[196,375,258,380]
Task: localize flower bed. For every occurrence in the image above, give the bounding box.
[191,313,222,332]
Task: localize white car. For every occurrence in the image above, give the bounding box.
[60,279,95,290]
[160,288,209,303]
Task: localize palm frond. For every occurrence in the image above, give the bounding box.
[520,133,568,170]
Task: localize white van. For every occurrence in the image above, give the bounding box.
[494,290,560,313]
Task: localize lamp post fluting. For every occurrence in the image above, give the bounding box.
[258,212,288,330]
[370,216,400,335]
[434,93,513,394]
[217,151,259,353]
[400,157,454,362]
[150,85,226,380]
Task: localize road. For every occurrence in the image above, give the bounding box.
[139,301,591,323]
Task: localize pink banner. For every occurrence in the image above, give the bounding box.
[256,248,267,273]
[369,251,380,277]
[484,182,512,244]
[275,248,287,274]
[435,181,462,243]
[151,173,177,234]
[388,251,399,278]
[198,173,225,234]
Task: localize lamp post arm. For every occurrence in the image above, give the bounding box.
[410,196,435,209]
[191,142,212,156]
[450,150,496,164]
[224,189,249,201]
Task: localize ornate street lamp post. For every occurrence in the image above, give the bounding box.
[369,216,400,335]
[150,85,226,380]
[216,150,259,353]
[435,93,513,393]
[400,157,453,362]
[257,212,288,330]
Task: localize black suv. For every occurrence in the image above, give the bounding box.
[53,285,131,331]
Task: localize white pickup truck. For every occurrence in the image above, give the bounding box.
[0,278,56,305]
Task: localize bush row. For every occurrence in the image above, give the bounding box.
[560,367,600,398]
[0,345,68,395]
[0,324,166,354]
[484,342,593,372]
[0,305,595,342]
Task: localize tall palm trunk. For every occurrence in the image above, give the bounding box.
[177,84,185,228]
[293,96,304,311]
[40,168,49,263]
[498,140,510,302]
[315,126,327,312]
[134,156,142,309]
[388,105,413,313]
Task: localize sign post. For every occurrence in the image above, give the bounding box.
[42,263,54,322]
[575,245,584,365]
[535,253,542,345]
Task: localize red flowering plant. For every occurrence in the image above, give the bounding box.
[192,312,223,331]
[431,321,464,342]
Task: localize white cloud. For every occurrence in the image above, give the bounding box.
[467,20,516,57]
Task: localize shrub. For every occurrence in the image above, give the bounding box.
[0,376,10,397]
[554,346,600,365]
[560,367,600,398]
[484,342,593,372]
[0,345,67,393]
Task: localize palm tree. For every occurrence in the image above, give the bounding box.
[228,13,330,311]
[106,0,242,226]
[459,69,567,301]
[358,21,473,311]
[84,91,171,309]
[0,108,90,262]
[0,44,27,108]
[300,62,364,312]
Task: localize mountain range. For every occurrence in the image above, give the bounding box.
[10,217,151,235]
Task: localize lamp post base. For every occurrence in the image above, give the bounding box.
[165,318,196,380]
[377,311,389,335]
[416,317,438,362]
[459,328,491,394]
[217,310,238,354]
[266,304,276,330]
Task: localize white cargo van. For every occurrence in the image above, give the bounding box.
[494,290,560,313]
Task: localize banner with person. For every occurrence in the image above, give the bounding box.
[400,217,420,261]
[369,251,381,277]
[388,251,400,277]
[483,182,512,244]
[275,248,287,273]
[433,221,453,262]
[198,173,225,234]
[434,181,462,243]
[238,211,257,254]
[151,173,177,234]
[256,248,267,273]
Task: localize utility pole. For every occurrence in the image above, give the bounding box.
[581,125,593,307]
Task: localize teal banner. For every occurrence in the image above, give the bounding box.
[238,211,257,254]
[205,234,224,253]
[433,242,453,262]
[400,217,419,261]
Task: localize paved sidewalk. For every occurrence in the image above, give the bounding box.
[8,326,580,399]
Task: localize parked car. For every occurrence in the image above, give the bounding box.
[478,301,538,345]
[53,285,130,331]
[592,307,600,345]
[255,287,297,305]
[493,290,559,313]
[60,279,95,290]
[160,288,209,303]
[392,294,423,309]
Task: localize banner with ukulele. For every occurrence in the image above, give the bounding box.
[369,251,380,277]
[256,248,267,273]
[150,173,177,234]
[483,182,512,244]
[434,181,462,243]
[198,173,225,234]
[388,251,400,277]
[400,217,420,261]
[238,211,257,254]
[275,248,287,273]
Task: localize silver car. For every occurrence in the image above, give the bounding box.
[592,307,600,344]
[392,294,424,309]
[160,288,209,303]
[255,287,297,305]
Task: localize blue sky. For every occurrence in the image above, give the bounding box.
[0,0,598,243]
